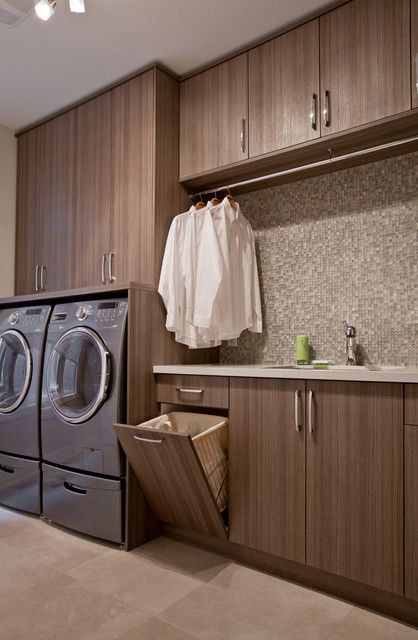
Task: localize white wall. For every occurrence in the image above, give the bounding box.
[0,125,17,297]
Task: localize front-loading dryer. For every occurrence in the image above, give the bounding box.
[41,298,127,543]
[0,305,51,514]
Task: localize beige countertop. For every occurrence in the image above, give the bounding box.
[153,364,418,384]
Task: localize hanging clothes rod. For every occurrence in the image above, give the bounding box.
[189,135,418,198]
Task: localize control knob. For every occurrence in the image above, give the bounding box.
[8,312,19,325]
[76,306,91,321]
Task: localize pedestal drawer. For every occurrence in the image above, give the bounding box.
[156,374,229,408]
[0,453,41,515]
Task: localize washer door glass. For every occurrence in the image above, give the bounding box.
[0,330,32,414]
[47,327,110,424]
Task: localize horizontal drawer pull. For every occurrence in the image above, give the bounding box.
[134,434,164,444]
[176,387,204,394]
[64,481,87,495]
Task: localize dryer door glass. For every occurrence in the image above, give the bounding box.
[0,330,32,414]
[47,327,110,424]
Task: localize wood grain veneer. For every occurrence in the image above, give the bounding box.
[405,384,418,425]
[72,92,112,288]
[111,70,155,285]
[306,381,403,595]
[320,0,410,136]
[405,424,418,601]
[229,378,306,563]
[180,108,418,194]
[413,0,418,109]
[156,374,229,409]
[249,20,320,157]
[180,53,248,178]
[115,422,227,540]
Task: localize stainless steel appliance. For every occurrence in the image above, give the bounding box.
[0,305,51,514]
[41,298,127,543]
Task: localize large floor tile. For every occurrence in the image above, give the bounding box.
[118,618,198,640]
[160,563,353,640]
[0,538,64,594]
[332,607,418,640]
[0,520,109,572]
[0,506,39,538]
[66,548,203,616]
[0,571,153,640]
[133,536,232,582]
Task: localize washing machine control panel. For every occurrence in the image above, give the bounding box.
[0,306,51,333]
[50,300,127,332]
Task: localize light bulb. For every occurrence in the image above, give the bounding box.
[35,0,56,21]
[69,0,85,12]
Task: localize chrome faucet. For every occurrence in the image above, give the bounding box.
[343,321,357,366]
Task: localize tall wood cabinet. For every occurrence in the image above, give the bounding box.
[248,20,320,156]
[15,66,183,295]
[179,54,248,178]
[319,0,410,135]
[229,378,306,563]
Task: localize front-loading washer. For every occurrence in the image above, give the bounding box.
[41,298,127,542]
[0,305,51,514]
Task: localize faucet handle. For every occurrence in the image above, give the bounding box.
[343,321,356,337]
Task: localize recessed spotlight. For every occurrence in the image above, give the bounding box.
[69,0,85,13]
[35,0,56,21]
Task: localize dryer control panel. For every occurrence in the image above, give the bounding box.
[0,306,51,333]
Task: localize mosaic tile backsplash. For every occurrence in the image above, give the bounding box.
[221,151,418,367]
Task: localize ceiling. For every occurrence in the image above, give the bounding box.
[0,0,334,130]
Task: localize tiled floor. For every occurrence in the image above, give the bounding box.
[0,506,416,640]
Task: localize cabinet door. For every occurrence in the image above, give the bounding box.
[306,381,403,595]
[405,425,418,601]
[229,378,305,563]
[413,0,418,109]
[111,71,155,285]
[320,0,410,135]
[15,129,41,295]
[36,111,76,292]
[249,20,320,157]
[71,93,112,288]
[180,54,248,178]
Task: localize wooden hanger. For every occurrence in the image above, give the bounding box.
[210,192,220,206]
[226,189,238,211]
[195,193,206,210]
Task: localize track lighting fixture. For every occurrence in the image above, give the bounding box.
[35,0,56,21]
[34,0,86,21]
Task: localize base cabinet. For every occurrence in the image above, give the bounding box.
[405,425,418,601]
[306,381,403,595]
[229,378,404,596]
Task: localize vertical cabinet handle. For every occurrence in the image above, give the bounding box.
[308,389,314,433]
[322,90,330,127]
[35,265,40,292]
[40,265,46,291]
[240,119,246,153]
[108,251,116,283]
[101,253,107,285]
[310,94,317,130]
[294,389,302,431]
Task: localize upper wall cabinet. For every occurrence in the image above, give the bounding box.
[413,0,418,109]
[179,54,248,178]
[248,20,320,157]
[320,0,411,136]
